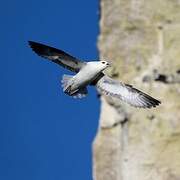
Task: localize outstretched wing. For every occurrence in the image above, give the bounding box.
[96,75,161,108]
[28,41,86,72]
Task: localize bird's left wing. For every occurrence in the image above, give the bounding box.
[28,41,86,73]
[96,75,161,108]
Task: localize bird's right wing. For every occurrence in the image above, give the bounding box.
[96,75,161,108]
[28,41,86,73]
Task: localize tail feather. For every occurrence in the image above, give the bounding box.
[61,74,88,99]
[61,74,74,91]
[71,88,88,99]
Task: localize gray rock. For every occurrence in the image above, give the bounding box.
[93,0,180,180]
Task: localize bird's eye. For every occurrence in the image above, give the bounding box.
[102,61,105,64]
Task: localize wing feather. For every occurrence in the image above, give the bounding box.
[28,41,85,72]
[96,76,161,108]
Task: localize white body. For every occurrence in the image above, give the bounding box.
[68,61,109,92]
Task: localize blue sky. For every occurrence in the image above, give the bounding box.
[0,0,99,179]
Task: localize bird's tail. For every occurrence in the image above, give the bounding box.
[61,74,74,91]
[71,88,88,98]
[61,74,88,99]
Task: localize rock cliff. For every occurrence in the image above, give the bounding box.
[93,0,180,180]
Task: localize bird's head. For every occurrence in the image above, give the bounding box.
[99,60,111,70]
[90,60,111,72]
[87,60,111,72]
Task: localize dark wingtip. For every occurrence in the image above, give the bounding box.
[28,40,66,58]
[28,40,38,52]
[28,41,46,56]
[28,40,33,45]
[28,40,37,49]
[142,94,161,109]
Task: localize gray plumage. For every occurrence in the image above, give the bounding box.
[96,76,160,108]
[29,41,161,108]
[28,41,85,72]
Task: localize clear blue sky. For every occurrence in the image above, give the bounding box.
[0,0,99,179]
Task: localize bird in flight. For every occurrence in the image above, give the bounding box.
[28,41,161,108]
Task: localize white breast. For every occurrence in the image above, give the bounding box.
[72,62,103,88]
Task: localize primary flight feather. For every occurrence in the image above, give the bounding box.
[28,41,161,108]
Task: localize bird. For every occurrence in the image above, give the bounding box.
[28,41,161,108]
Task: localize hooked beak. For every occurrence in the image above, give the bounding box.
[107,62,111,67]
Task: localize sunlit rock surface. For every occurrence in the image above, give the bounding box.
[93,0,180,180]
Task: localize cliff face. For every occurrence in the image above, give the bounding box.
[93,0,180,180]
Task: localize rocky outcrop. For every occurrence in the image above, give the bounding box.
[93,0,180,180]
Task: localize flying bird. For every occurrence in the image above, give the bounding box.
[28,41,161,108]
